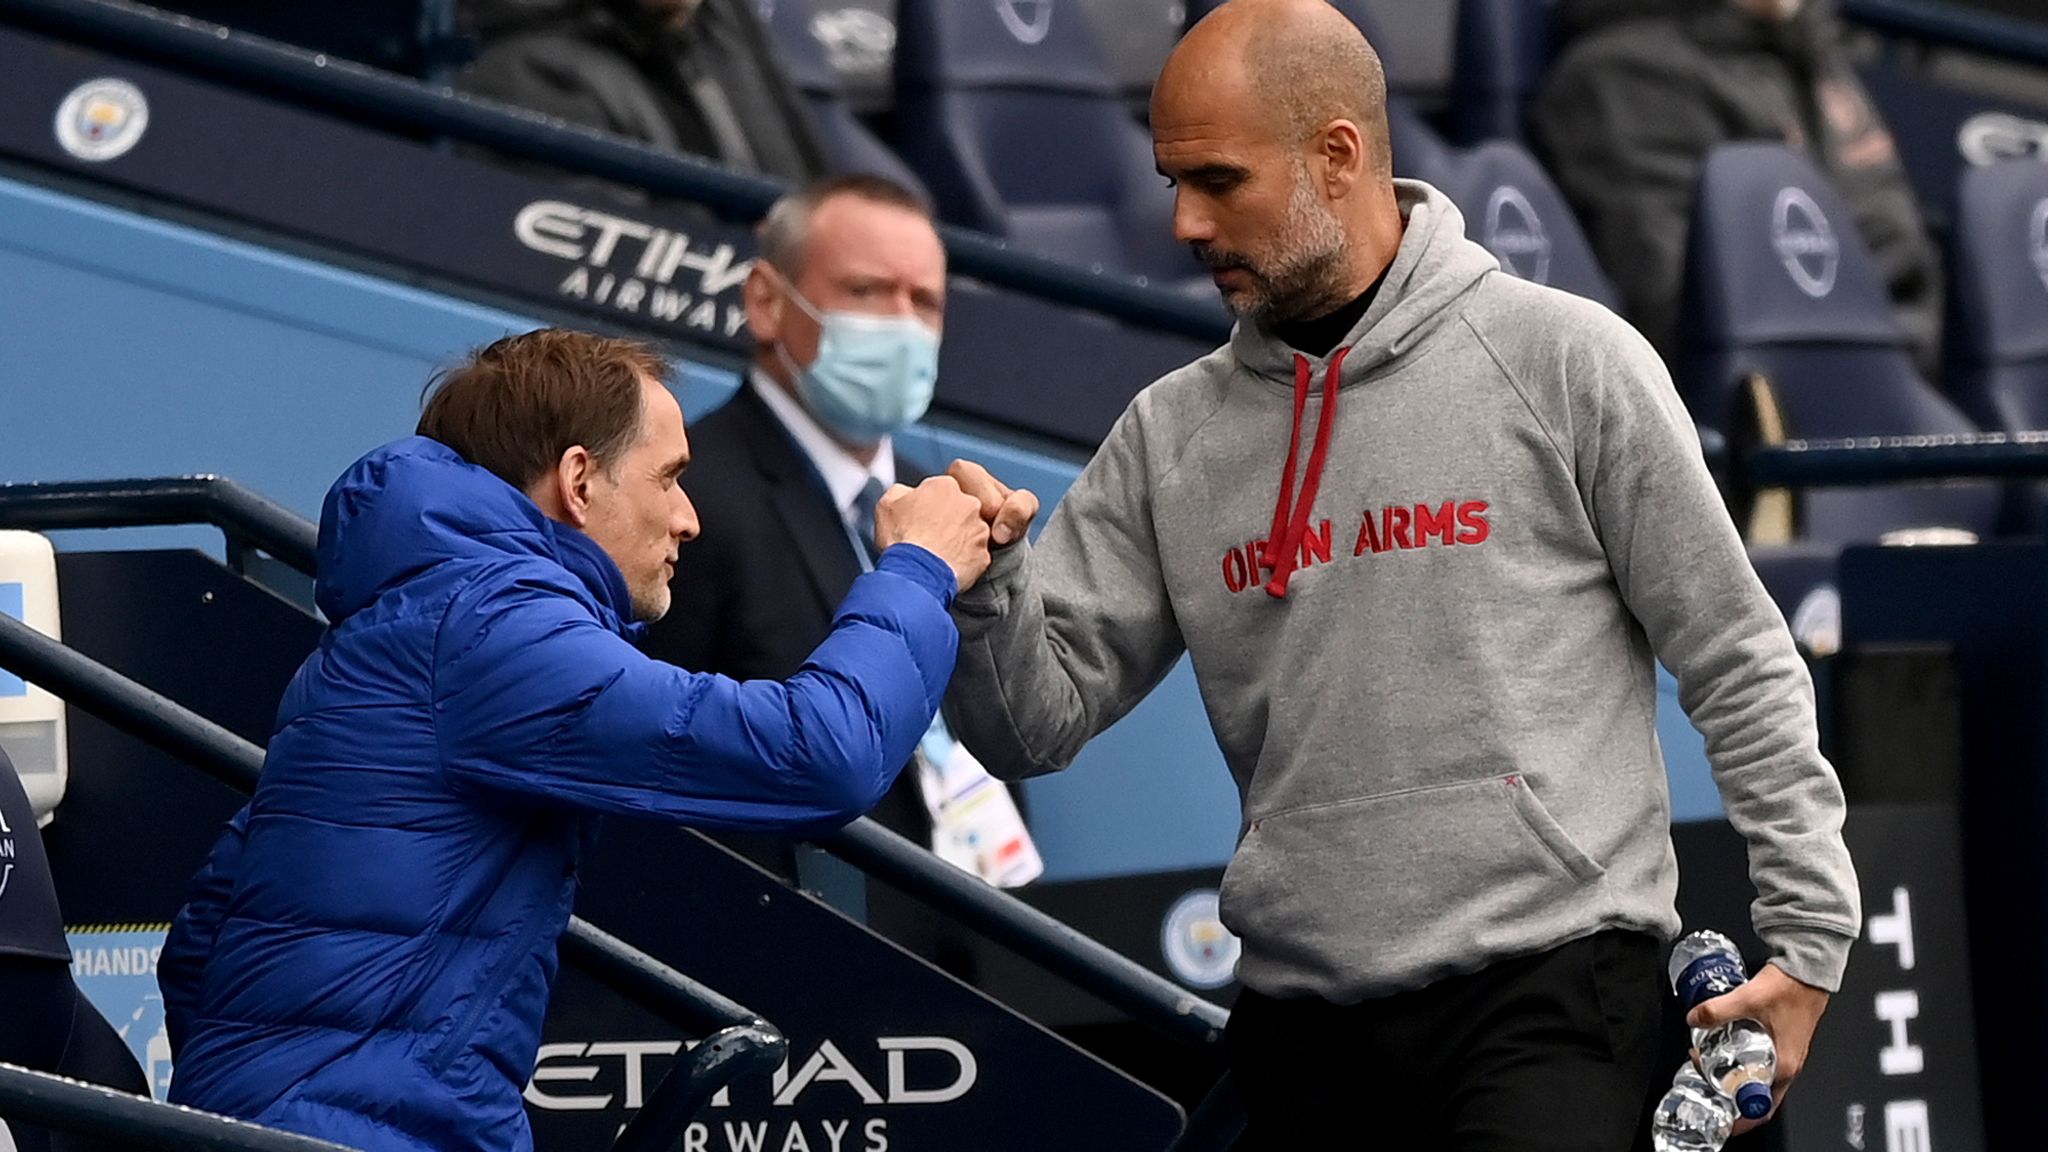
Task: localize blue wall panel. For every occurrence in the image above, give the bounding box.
[0,176,738,535]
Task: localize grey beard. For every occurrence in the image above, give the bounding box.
[1237,178,1352,326]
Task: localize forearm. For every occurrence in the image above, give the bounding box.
[946,543,1099,779]
[1631,498,1861,989]
[1584,321,1861,989]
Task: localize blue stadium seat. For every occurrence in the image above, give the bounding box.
[1449,0,1550,145]
[760,0,931,199]
[1430,140,1619,309]
[892,0,1198,282]
[1681,143,1999,545]
[1947,159,2048,434]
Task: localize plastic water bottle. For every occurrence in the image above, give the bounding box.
[1651,1062,1734,1152]
[1668,930,1777,1121]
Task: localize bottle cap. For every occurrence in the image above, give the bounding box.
[1735,1081,1774,1119]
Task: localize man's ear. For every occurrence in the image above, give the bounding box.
[538,445,599,528]
[1319,119,1367,199]
[743,263,785,347]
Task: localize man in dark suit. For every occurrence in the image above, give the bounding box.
[641,174,1039,964]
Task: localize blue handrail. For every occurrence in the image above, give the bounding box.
[0,0,1234,344]
[1841,0,2048,67]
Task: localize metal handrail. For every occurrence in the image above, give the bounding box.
[0,1062,361,1152]
[1842,0,2048,67]
[0,612,785,1145]
[1746,432,2048,487]
[826,820,1228,1048]
[0,476,318,573]
[0,477,1233,1053]
[0,0,1234,345]
[610,1023,785,1152]
[558,919,760,1036]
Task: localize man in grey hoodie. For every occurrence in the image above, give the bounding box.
[941,1,1859,1147]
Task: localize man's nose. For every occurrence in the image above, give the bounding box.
[1173,191,1215,247]
[673,489,700,543]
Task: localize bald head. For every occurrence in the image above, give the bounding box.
[1165,0,1392,176]
[1152,0,1404,326]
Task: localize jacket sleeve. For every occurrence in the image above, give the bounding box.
[159,805,249,1058]
[431,545,958,833]
[1569,313,1861,991]
[1530,41,1727,357]
[943,404,1187,780]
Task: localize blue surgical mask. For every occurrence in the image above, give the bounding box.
[774,281,940,445]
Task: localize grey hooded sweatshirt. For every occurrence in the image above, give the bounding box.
[946,181,1860,1002]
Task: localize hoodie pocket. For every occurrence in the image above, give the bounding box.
[1220,774,1605,984]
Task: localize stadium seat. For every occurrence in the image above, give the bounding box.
[892,0,1199,283]
[1070,0,1185,112]
[1948,159,2048,532]
[1681,143,1999,546]
[1429,140,1620,309]
[1946,159,2048,434]
[1448,0,1550,144]
[759,0,931,200]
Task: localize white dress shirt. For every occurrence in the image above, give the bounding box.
[749,370,894,530]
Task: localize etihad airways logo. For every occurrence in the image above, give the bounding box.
[528,1034,976,1150]
[1219,499,1492,594]
[514,201,752,338]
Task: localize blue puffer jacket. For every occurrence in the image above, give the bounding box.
[157,437,959,1152]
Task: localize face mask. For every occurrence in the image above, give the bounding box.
[774,281,941,445]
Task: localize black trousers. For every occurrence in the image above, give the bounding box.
[1227,930,1666,1151]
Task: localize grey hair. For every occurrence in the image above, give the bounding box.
[755,173,933,278]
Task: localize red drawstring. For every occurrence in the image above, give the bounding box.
[1264,346,1349,599]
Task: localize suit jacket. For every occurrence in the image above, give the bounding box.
[641,383,935,853]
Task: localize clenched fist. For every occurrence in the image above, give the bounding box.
[946,459,1040,547]
[874,475,992,592]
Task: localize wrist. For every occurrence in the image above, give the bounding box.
[876,543,959,607]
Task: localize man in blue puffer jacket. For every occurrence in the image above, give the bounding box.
[155,328,991,1152]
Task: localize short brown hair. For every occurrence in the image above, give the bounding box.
[757,173,933,278]
[417,328,667,492]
